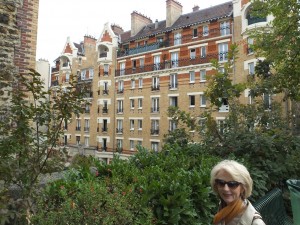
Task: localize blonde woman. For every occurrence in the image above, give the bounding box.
[210,160,266,225]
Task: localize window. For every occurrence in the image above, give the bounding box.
[137,140,142,146]
[170,74,178,89]
[103,100,108,113]
[154,55,160,70]
[219,98,229,112]
[66,73,70,82]
[131,79,135,89]
[170,96,178,107]
[263,93,271,110]
[152,76,159,90]
[193,28,198,37]
[138,119,143,130]
[89,68,94,79]
[169,120,177,131]
[104,64,109,75]
[190,71,195,83]
[190,49,196,59]
[140,58,144,70]
[138,98,143,108]
[218,43,228,62]
[151,120,159,135]
[220,21,230,36]
[151,142,159,152]
[130,99,135,109]
[171,52,179,68]
[130,140,135,150]
[203,25,209,36]
[248,62,255,75]
[76,136,80,145]
[130,119,135,130]
[157,36,163,43]
[174,32,181,45]
[84,137,89,147]
[200,94,206,107]
[117,100,123,113]
[117,139,123,151]
[120,62,125,75]
[102,119,108,132]
[247,38,254,54]
[200,46,206,58]
[117,119,123,133]
[151,97,159,113]
[76,119,81,130]
[81,70,86,80]
[84,119,90,132]
[219,67,225,73]
[217,119,227,134]
[190,95,195,107]
[247,11,267,26]
[118,80,124,93]
[138,78,143,88]
[102,138,107,151]
[200,69,206,82]
[132,60,137,71]
[85,104,90,113]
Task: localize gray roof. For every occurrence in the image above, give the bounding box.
[120,1,233,43]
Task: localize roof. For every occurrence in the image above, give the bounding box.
[74,42,85,55]
[120,1,233,43]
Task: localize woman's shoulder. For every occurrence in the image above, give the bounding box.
[240,200,266,225]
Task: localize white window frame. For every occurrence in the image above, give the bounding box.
[81,70,86,80]
[118,80,124,92]
[174,32,181,45]
[152,76,159,89]
[130,99,135,109]
[131,79,135,89]
[120,62,125,75]
[151,141,159,152]
[170,74,178,89]
[218,43,228,62]
[200,94,206,107]
[151,97,159,112]
[117,119,123,131]
[154,55,160,70]
[138,119,143,130]
[203,25,209,36]
[171,52,179,68]
[200,46,206,58]
[89,68,94,79]
[170,96,178,107]
[130,119,135,130]
[138,77,143,88]
[220,21,230,36]
[248,62,255,75]
[130,140,135,150]
[169,120,177,131]
[190,71,195,83]
[190,48,196,59]
[84,137,89,147]
[138,98,143,109]
[190,95,196,107]
[200,69,206,82]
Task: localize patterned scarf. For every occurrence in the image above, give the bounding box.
[213,198,245,224]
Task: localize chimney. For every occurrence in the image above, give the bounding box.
[155,19,159,29]
[131,11,152,37]
[84,35,96,45]
[193,5,200,12]
[166,0,182,28]
[111,24,124,35]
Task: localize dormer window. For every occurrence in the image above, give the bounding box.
[98,45,108,58]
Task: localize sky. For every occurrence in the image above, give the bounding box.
[36,0,228,65]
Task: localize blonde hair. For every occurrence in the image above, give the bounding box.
[210,160,253,199]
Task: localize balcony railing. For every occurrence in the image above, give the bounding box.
[83,92,93,98]
[117,108,124,113]
[51,80,59,86]
[104,71,109,76]
[151,85,160,91]
[116,128,123,133]
[75,126,81,131]
[115,54,223,77]
[117,27,231,57]
[151,107,160,113]
[150,129,160,135]
[247,16,267,26]
[169,83,178,89]
[102,127,108,132]
[102,107,108,114]
[84,127,90,132]
[99,52,107,58]
[103,90,109,95]
[117,89,124,94]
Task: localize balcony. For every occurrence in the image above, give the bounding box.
[169,83,178,89]
[75,126,81,131]
[116,128,123,134]
[115,54,219,77]
[104,71,109,76]
[151,85,160,91]
[102,127,108,132]
[51,80,59,87]
[117,108,124,113]
[102,107,108,114]
[247,16,267,26]
[117,89,124,94]
[102,90,109,95]
[99,52,107,58]
[150,129,160,135]
[84,127,90,132]
[151,107,159,113]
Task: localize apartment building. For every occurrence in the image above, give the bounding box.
[52,0,266,163]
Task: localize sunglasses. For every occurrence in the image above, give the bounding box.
[215,179,241,189]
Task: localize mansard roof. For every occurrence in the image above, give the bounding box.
[120,1,233,43]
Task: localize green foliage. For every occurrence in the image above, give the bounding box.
[33,145,220,225]
[0,69,86,224]
[250,0,300,100]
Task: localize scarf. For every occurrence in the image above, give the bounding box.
[213,198,245,224]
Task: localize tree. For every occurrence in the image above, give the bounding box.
[250,0,300,101]
[0,68,85,224]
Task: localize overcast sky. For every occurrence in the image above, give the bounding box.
[36,0,228,65]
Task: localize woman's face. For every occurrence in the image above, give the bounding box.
[215,169,244,205]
